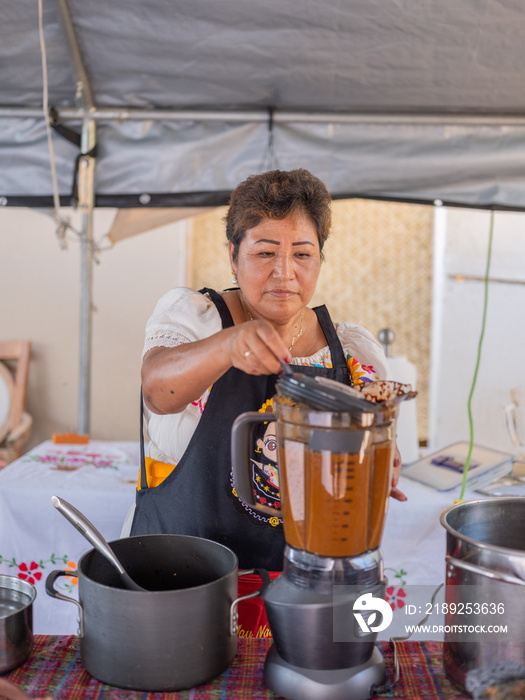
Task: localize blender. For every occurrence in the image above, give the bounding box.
[231,368,416,700]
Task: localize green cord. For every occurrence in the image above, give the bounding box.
[458,210,495,502]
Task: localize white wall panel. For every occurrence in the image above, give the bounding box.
[429,209,525,455]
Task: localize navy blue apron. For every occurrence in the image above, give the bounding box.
[130,288,351,570]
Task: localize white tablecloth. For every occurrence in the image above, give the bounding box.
[0,441,490,637]
[0,440,139,634]
[379,476,461,639]
[383,476,455,585]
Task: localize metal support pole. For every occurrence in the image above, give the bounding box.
[4,105,525,127]
[78,118,96,434]
[55,0,94,111]
[56,0,96,434]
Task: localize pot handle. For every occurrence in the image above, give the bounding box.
[229,568,271,636]
[446,555,525,587]
[45,569,85,636]
[231,411,278,517]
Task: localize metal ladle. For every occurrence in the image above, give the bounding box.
[51,495,147,592]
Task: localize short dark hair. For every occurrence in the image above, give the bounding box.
[226,169,332,263]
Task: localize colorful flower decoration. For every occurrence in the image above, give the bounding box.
[258,398,274,413]
[65,560,78,586]
[347,355,367,385]
[191,397,207,413]
[18,561,42,585]
[386,584,406,610]
[28,448,127,470]
[0,553,75,592]
[384,567,408,611]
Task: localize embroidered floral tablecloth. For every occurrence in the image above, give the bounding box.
[0,439,479,642]
[0,440,140,635]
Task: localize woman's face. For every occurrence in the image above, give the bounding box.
[230,211,321,322]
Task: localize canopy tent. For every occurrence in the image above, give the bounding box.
[3,0,525,432]
[4,0,525,210]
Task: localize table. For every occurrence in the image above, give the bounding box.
[2,635,468,699]
[0,440,490,638]
[376,474,478,641]
[0,440,139,635]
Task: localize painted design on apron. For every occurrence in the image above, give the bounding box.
[251,399,280,510]
[229,397,283,527]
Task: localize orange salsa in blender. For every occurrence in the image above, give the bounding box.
[275,395,397,559]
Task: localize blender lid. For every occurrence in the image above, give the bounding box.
[276,364,382,413]
[277,363,417,413]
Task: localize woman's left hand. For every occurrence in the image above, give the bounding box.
[390,446,407,501]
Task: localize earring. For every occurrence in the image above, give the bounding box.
[231,270,238,285]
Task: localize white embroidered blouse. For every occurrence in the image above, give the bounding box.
[142,287,390,465]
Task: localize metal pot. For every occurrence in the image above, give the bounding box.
[0,575,36,673]
[46,534,268,691]
[440,497,525,694]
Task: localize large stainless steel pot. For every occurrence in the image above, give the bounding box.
[440,497,525,694]
[0,575,36,673]
[46,534,268,691]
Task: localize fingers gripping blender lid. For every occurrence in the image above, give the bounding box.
[277,365,378,414]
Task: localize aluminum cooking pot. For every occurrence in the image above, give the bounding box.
[440,497,525,694]
[46,534,268,691]
[0,574,36,674]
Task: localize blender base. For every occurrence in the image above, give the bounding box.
[263,644,385,700]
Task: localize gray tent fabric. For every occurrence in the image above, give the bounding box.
[3,0,525,208]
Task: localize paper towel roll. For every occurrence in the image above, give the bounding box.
[388,355,419,464]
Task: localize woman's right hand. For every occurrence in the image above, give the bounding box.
[229,318,291,376]
[142,318,290,415]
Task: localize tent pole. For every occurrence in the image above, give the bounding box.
[56,0,96,434]
[78,117,96,435]
[55,0,94,110]
[4,105,525,127]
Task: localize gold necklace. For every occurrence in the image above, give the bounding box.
[287,311,304,352]
[241,294,304,353]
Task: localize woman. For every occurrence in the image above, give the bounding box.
[131,169,404,575]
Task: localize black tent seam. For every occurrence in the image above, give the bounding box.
[49,108,82,148]
[3,192,525,212]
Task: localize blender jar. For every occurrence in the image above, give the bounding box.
[231,392,399,558]
[274,396,397,557]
